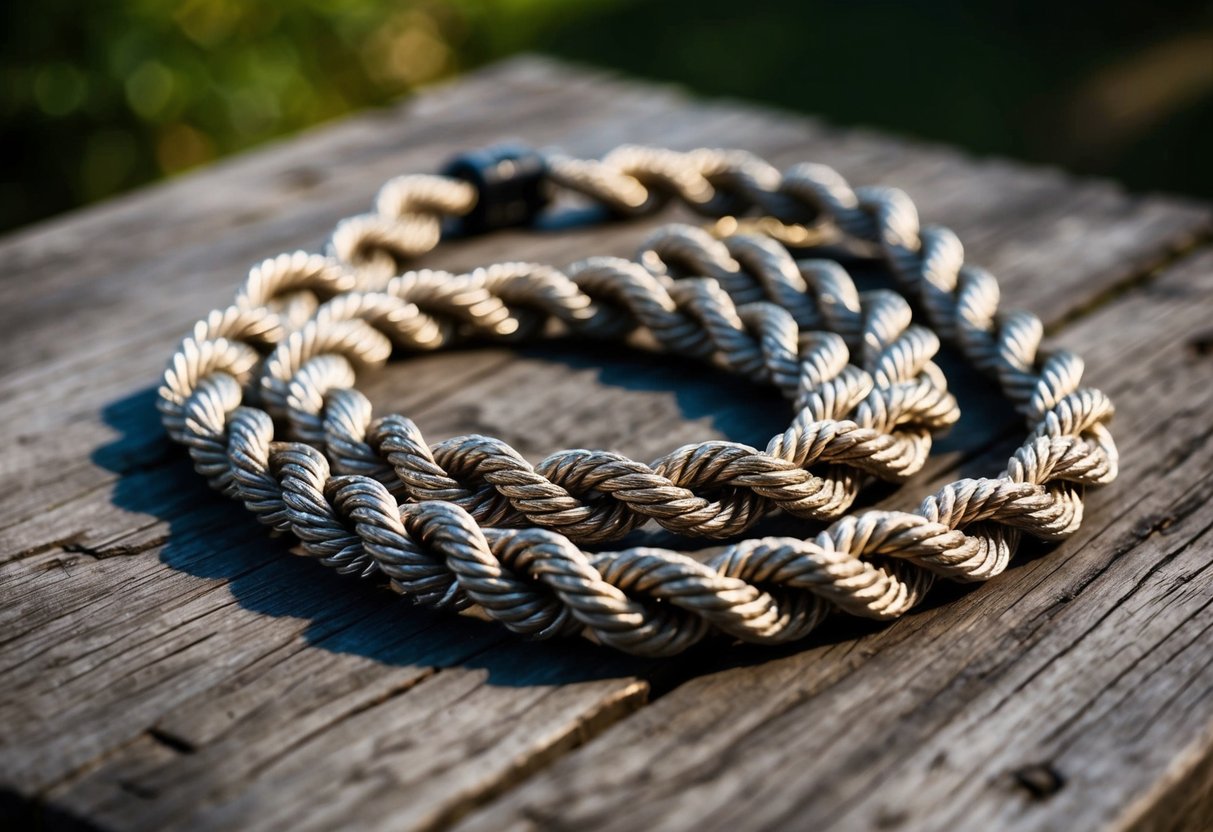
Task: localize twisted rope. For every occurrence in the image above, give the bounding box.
[158,146,1117,656]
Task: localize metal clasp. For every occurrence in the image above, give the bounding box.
[442,143,551,235]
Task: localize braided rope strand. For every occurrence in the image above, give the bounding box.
[157,146,1117,656]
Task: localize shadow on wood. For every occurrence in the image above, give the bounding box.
[87,314,1026,694]
[91,386,666,688]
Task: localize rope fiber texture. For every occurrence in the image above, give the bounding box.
[158,144,1118,656]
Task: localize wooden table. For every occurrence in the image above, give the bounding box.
[2,56,1212,832]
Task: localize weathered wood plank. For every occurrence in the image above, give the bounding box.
[0,55,1209,831]
[452,249,1213,832]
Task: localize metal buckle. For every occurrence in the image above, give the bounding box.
[442,143,551,235]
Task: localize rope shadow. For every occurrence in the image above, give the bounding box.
[90,332,1021,691]
[92,385,655,688]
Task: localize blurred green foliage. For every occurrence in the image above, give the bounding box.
[0,0,576,229]
[3,0,1211,232]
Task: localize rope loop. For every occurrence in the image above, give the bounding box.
[157,144,1117,656]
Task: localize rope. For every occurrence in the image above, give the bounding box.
[158,145,1118,656]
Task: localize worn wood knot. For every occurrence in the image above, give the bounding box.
[1185,331,1213,358]
[1012,762,1065,799]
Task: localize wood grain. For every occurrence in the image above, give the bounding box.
[453,249,1213,832]
[0,56,1210,831]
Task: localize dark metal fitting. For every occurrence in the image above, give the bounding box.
[442,143,551,235]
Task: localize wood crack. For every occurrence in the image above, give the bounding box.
[1043,235,1213,337]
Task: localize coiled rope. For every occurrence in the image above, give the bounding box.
[158,145,1118,656]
